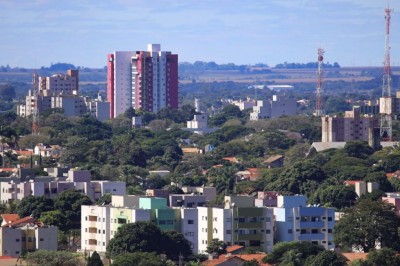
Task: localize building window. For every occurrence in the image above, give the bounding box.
[188,220,194,224]
[288,229,293,234]
[266,230,271,234]
[16,239,20,242]
[328,229,333,233]
[328,217,333,221]
[226,230,231,234]
[40,238,44,241]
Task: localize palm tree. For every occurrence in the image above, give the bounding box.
[279,250,303,266]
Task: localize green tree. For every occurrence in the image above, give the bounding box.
[16,195,55,218]
[262,241,324,265]
[54,190,92,231]
[305,250,347,266]
[280,250,302,266]
[39,210,68,230]
[334,199,400,252]
[106,222,165,259]
[243,259,260,266]
[86,251,104,266]
[96,193,112,205]
[206,239,227,255]
[311,185,357,209]
[111,252,166,266]
[363,248,400,266]
[344,141,374,159]
[163,230,193,260]
[25,250,85,266]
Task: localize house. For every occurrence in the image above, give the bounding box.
[0,214,57,257]
[223,157,239,164]
[202,253,269,266]
[235,168,260,181]
[182,147,203,154]
[34,143,62,158]
[14,150,33,160]
[263,155,284,168]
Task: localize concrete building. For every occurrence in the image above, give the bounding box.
[0,214,57,257]
[181,186,217,202]
[107,44,178,118]
[321,107,379,143]
[0,169,125,203]
[382,193,400,215]
[255,191,279,207]
[197,207,233,254]
[250,95,297,121]
[85,96,111,122]
[169,194,206,208]
[273,195,335,250]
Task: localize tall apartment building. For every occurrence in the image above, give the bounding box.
[321,107,379,143]
[17,70,110,121]
[107,44,178,118]
[273,195,335,250]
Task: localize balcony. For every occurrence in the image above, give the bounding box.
[298,233,325,241]
[88,227,97,234]
[236,234,263,241]
[237,222,263,229]
[299,221,324,228]
[88,216,97,222]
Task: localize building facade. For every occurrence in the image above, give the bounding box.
[273,195,335,250]
[321,107,379,143]
[107,44,178,118]
[250,95,297,121]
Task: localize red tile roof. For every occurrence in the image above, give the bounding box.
[203,253,269,266]
[343,180,362,186]
[222,157,239,164]
[2,216,36,228]
[1,214,20,225]
[15,150,33,156]
[226,245,244,253]
[342,253,368,262]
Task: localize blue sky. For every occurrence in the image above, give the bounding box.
[1,0,400,68]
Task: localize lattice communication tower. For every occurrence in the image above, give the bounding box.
[315,48,325,116]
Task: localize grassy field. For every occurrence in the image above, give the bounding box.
[0,66,387,85]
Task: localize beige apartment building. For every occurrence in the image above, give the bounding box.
[321,107,379,143]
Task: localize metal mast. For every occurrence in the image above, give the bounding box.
[315,48,325,116]
[32,72,40,134]
[380,6,393,141]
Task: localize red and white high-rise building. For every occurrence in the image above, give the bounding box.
[107,44,178,118]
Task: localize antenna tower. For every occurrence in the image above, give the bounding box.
[32,72,40,134]
[380,6,393,141]
[315,48,325,116]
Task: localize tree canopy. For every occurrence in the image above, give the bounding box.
[334,199,400,252]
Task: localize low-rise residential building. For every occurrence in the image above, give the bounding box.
[34,143,62,158]
[181,186,217,202]
[169,194,206,208]
[273,195,335,250]
[0,169,125,203]
[382,193,400,215]
[250,95,297,121]
[0,214,57,257]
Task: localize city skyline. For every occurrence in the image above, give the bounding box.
[2,0,400,68]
